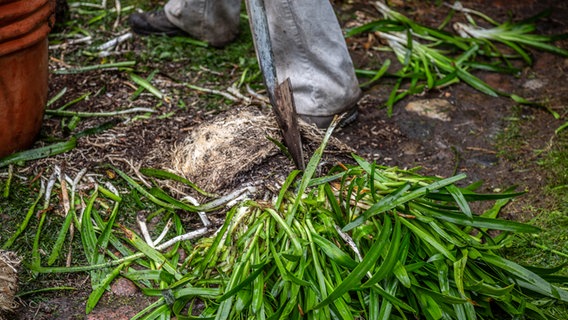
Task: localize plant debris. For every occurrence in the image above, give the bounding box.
[17,126,568,319]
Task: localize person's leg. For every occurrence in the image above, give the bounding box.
[129,0,241,48]
[130,0,361,127]
[264,0,361,127]
[165,0,241,47]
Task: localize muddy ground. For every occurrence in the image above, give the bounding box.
[9,0,568,319]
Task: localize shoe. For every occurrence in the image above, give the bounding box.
[128,10,186,37]
[300,107,359,129]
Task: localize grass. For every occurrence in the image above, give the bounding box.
[542,132,568,193]
[494,106,568,317]
[503,201,568,318]
[503,128,568,268]
[494,106,531,161]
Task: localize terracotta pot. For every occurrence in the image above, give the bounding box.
[0,0,55,158]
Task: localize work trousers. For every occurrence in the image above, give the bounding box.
[164,0,361,118]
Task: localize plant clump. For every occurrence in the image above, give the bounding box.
[0,250,20,320]
[170,107,353,192]
[17,122,568,319]
[350,1,568,115]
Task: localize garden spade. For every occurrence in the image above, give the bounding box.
[245,0,305,170]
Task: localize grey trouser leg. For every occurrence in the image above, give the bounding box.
[164,0,361,117]
[165,0,241,47]
[264,0,361,118]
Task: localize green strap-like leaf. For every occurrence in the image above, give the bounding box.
[47,207,75,266]
[0,137,77,168]
[312,233,358,269]
[455,67,498,97]
[218,261,269,302]
[343,183,410,231]
[410,202,540,233]
[313,215,393,310]
[344,174,467,231]
[110,165,178,210]
[81,190,99,265]
[399,217,456,261]
[287,117,339,224]
[453,250,468,299]
[140,167,217,197]
[445,184,473,220]
[86,263,125,314]
[362,215,402,288]
[126,230,182,280]
[2,186,44,249]
[481,254,568,302]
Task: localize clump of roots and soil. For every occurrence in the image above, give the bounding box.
[0,251,20,320]
[170,107,354,192]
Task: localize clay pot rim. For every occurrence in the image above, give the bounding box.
[0,0,50,24]
[0,0,54,55]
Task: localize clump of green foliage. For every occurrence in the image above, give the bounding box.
[350,1,568,115]
[6,123,566,319]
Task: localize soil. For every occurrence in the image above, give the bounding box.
[9,0,568,319]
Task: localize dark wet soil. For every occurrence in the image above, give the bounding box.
[11,0,568,319]
[338,0,567,221]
